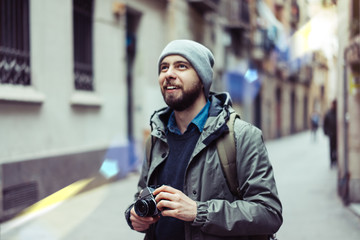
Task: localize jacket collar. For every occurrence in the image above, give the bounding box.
[150,92,233,146]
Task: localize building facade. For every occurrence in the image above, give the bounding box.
[0,0,170,221]
[337,0,360,204]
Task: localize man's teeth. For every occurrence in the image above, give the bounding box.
[167,86,177,90]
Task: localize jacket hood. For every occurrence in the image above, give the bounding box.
[149,92,234,144]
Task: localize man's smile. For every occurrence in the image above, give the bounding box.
[164,85,181,91]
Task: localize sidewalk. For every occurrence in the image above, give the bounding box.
[1,131,360,240]
[1,172,145,240]
[266,130,360,240]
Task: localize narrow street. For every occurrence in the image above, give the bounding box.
[267,131,360,240]
[1,131,359,240]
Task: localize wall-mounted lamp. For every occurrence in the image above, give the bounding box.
[113,2,126,19]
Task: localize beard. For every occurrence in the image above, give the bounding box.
[162,81,203,111]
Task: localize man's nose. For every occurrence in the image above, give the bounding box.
[165,66,176,79]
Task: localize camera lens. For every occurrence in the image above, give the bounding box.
[134,199,157,217]
[135,200,149,217]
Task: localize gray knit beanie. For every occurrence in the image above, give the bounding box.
[158,39,215,99]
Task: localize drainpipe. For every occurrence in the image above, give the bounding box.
[342,55,350,205]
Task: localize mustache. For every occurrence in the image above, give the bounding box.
[162,81,182,89]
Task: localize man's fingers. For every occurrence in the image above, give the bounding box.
[151,185,197,222]
[130,207,159,232]
[157,198,177,211]
[153,185,177,195]
[131,215,155,223]
[131,216,158,231]
[155,191,176,202]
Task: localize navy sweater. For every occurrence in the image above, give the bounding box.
[155,129,201,240]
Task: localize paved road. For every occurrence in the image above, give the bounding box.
[267,131,360,240]
[1,131,359,239]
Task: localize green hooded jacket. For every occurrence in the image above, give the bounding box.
[126,92,283,240]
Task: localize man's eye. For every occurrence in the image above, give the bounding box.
[160,65,169,71]
[178,64,187,69]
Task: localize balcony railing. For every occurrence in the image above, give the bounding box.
[222,0,250,30]
[187,0,219,13]
[0,0,31,86]
[0,47,31,85]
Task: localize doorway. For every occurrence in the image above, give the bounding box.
[275,87,282,137]
[290,90,296,133]
[126,8,141,165]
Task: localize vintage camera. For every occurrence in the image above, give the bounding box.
[134,187,159,217]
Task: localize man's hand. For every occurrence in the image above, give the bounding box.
[153,185,197,222]
[130,207,159,232]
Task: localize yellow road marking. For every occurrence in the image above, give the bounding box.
[17,177,94,217]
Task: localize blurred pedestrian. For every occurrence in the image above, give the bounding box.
[310,110,320,141]
[323,100,337,168]
[124,40,282,240]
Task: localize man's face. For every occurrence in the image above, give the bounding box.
[158,55,204,111]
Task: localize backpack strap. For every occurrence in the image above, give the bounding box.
[216,111,242,198]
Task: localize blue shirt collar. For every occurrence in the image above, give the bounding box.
[167,100,210,135]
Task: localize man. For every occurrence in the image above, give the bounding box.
[324,100,337,168]
[310,110,320,141]
[125,40,282,240]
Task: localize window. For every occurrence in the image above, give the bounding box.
[350,0,360,37]
[0,0,31,86]
[73,0,94,91]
